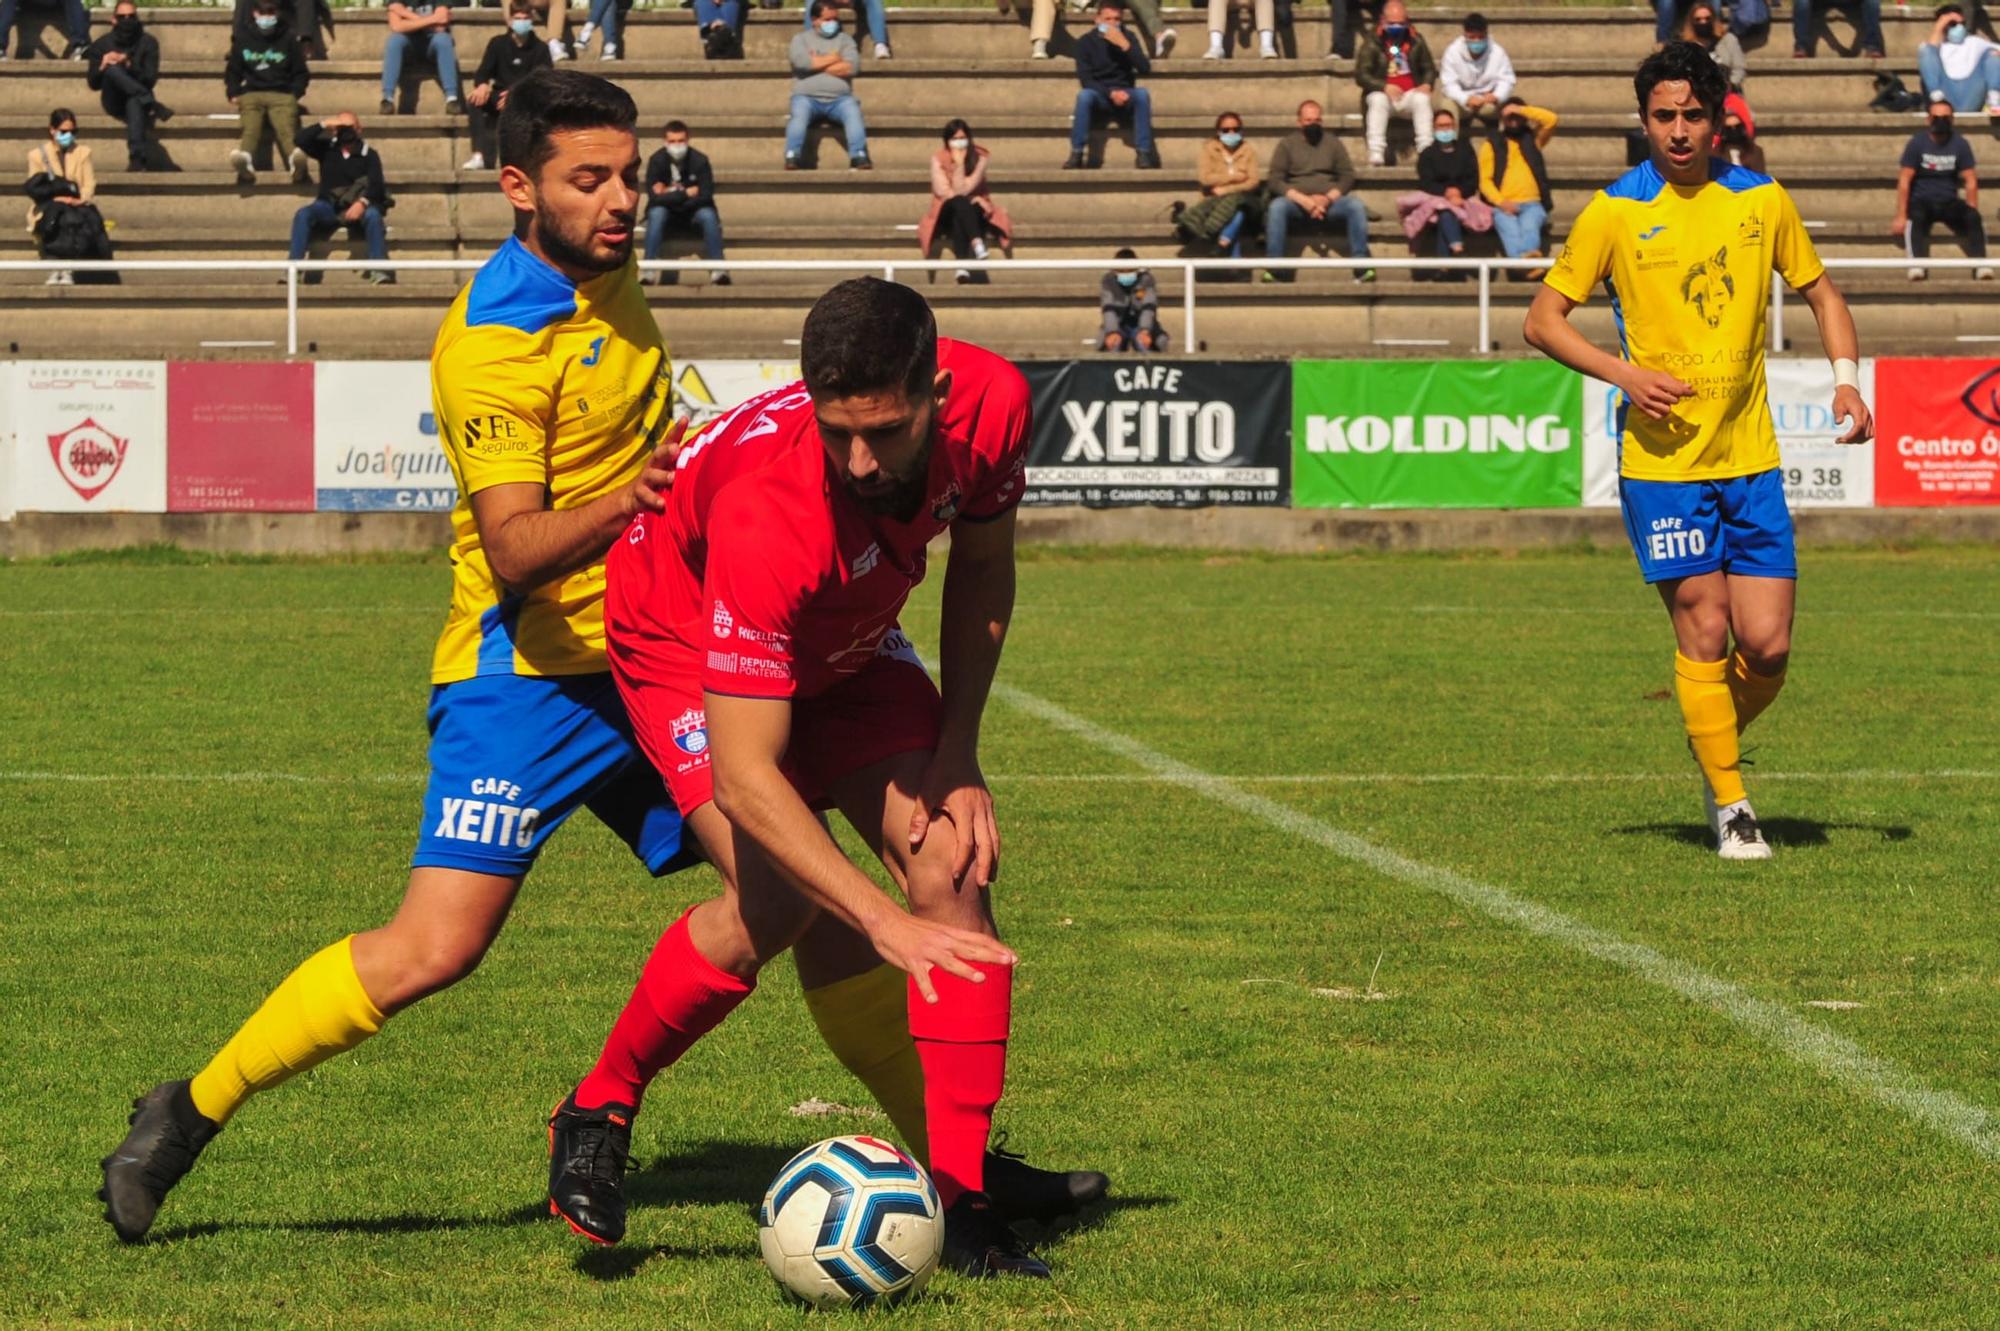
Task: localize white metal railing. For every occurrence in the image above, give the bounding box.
[1,255,1990,357]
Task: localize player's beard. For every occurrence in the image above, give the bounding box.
[847,430,935,523]
[533,206,632,276]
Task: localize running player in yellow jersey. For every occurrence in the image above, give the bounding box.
[1525,43,1874,860]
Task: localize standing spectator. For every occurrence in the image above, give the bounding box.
[0,0,89,60]
[1398,106,1491,281]
[1917,5,2000,113]
[381,1,464,116]
[1066,0,1160,169]
[1438,12,1514,128]
[1476,96,1555,278]
[226,0,311,186]
[1684,2,1745,89]
[1182,110,1261,256]
[84,1,171,172]
[25,107,105,285]
[786,1,871,169]
[289,111,394,285]
[575,0,621,60]
[1895,95,1993,279]
[695,0,746,58]
[1263,99,1372,282]
[1203,0,1277,60]
[1356,0,1437,168]
[1329,0,1382,61]
[920,119,1012,284]
[234,0,333,62]
[464,2,552,169]
[1100,248,1165,351]
[642,120,729,285]
[1717,92,1765,172]
[804,0,889,60]
[1793,0,1883,58]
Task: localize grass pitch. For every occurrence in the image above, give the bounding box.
[1,543,1996,1329]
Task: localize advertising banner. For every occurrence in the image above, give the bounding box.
[1019,360,1290,507]
[1874,357,2000,505]
[313,361,458,512]
[5,361,168,512]
[1294,359,1581,509]
[672,359,801,422]
[167,362,316,512]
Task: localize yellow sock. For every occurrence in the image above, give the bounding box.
[188,935,386,1125]
[802,964,929,1161]
[1728,651,1787,735]
[1675,652,1747,807]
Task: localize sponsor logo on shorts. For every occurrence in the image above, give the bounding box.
[1646,515,1708,563]
[670,708,709,756]
[434,777,542,849]
[713,601,734,638]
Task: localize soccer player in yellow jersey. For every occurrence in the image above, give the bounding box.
[1525,44,1874,860]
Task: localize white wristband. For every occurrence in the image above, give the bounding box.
[1833,358,1860,391]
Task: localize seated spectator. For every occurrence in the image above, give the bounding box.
[1204,0,1277,60]
[1793,0,1883,58]
[1263,99,1372,282]
[381,2,463,116]
[1180,110,1261,257]
[1067,1,1160,169]
[787,1,871,169]
[464,2,552,169]
[84,2,171,172]
[0,0,89,60]
[805,0,889,60]
[642,120,729,286]
[1029,0,1175,60]
[576,0,621,60]
[1684,2,1745,89]
[1896,95,1993,279]
[1398,106,1490,281]
[1717,91,1764,172]
[1439,12,1513,128]
[24,107,111,285]
[289,111,394,285]
[1476,96,1555,277]
[1100,249,1166,352]
[233,0,332,62]
[1918,5,1999,113]
[1356,0,1436,168]
[695,0,746,58]
[921,119,1012,284]
[226,0,311,186]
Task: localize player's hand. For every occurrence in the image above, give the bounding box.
[621,415,691,516]
[1831,384,1874,444]
[1619,368,1695,421]
[1890,214,1907,238]
[868,911,1016,1004]
[908,747,1001,888]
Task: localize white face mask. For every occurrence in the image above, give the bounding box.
[666,143,688,160]
[948,137,970,151]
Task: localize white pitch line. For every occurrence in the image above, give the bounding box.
[993,682,2000,1164]
[1410,604,2000,621]
[0,605,436,618]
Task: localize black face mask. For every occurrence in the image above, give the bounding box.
[1301,124,1324,145]
[335,127,361,150]
[114,15,140,37]
[1693,20,1714,35]
[1504,122,1529,138]
[1930,120,1954,140]
[1720,124,1748,145]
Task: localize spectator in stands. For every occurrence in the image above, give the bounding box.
[921,118,1011,284]
[1477,95,1555,278]
[84,2,170,172]
[1330,0,1383,61]
[1895,94,1993,279]
[381,2,464,116]
[24,107,101,285]
[1718,93,1765,171]
[1356,0,1437,168]
[0,0,89,61]
[805,0,889,60]
[787,1,870,169]
[1917,5,2000,113]
[289,111,394,285]
[1029,0,1178,60]
[574,0,621,60]
[695,0,746,58]
[1399,106,1490,281]
[1684,2,1745,89]
[1263,98,1372,282]
[1204,0,1277,60]
[1100,248,1165,351]
[1184,110,1261,256]
[642,119,729,285]
[233,0,332,62]
[464,2,552,169]
[1793,0,1883,58]
[1438,12,1513,128]
[226,0,311,186]
[1067,1,1161,169]
[530,0,575,62]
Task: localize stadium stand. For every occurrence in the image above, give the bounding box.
[3,2,1997,359]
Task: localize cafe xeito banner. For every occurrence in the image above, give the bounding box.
[1018,360,1291,508]
[1293,359,1582,509]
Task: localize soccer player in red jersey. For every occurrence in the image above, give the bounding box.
[545,278,1101,1276]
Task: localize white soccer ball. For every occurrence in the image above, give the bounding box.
[757,1135,944,1309]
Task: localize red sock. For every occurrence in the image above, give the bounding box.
[574,909,754,1112]
[907,962,1012,1208]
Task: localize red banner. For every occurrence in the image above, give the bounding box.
[167,362,316,511]
[1874,358,2000,506]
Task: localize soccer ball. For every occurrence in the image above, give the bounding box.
[757,1135,944,1309]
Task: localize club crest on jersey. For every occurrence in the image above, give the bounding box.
[930,482,963,524]
[713,601,734,638]
[670,708,709,756]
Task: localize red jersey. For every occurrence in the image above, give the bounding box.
[607,338,1030,702]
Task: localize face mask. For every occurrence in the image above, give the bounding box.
[1096,20,1115,32]
[948,137,970,151]
[817,19,839,36]
[1466,38,1487,56]
[1435,128,1457,144]
[666,142,688,160]
[335,128,360,149]
[1720,124,1747,144]
[1505,122,1528,137]
[54,130,76,148]
[1930,119,1954,138]
[1218,131,1243,148]
[1693,20,1713,35]
[1385,23,1408,40]
[511,17,535,34]
[1301,123,1323,145]
[1947,21,1967,41]
[114,15,139,35]
[255,14,278,31]
[1115,272,1138,288]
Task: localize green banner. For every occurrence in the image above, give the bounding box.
[1291,359,1583,509]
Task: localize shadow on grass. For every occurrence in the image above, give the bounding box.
[1613,818,1915,849]
[625,1138,803,1213]
[149,1200,551,1244]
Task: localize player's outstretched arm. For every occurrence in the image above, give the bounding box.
[1524,286,1692,422]
[472,419,686,591]
[1794,275,1874,444]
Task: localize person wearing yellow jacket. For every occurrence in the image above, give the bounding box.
[1477,97,1556,277]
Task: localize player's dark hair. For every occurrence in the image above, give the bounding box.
[1634,41,1729,116]
[498,69,638,181]
[801,279,938,403]
[1463,12,1487,31]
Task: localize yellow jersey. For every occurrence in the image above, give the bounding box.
[1545,159,1825,482]
[428,236,671,683]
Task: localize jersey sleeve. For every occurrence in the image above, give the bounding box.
[1543,191,1614,304]
[1769,183,1825,291]
[433,328,555,494]
[698,485,825,699]
[955,359,1033,523]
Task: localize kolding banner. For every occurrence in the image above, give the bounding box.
[1018,361,1291,508]
[5,361,168,513]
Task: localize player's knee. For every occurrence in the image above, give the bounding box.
[900,854,993,933]
[729,889,816,971]
[1741,639,1790,676]
[374,926,491,1008]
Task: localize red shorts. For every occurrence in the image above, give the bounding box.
[614,631,943,815]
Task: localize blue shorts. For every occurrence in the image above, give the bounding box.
[1618,468,1797,585]
[412,671,698,878]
